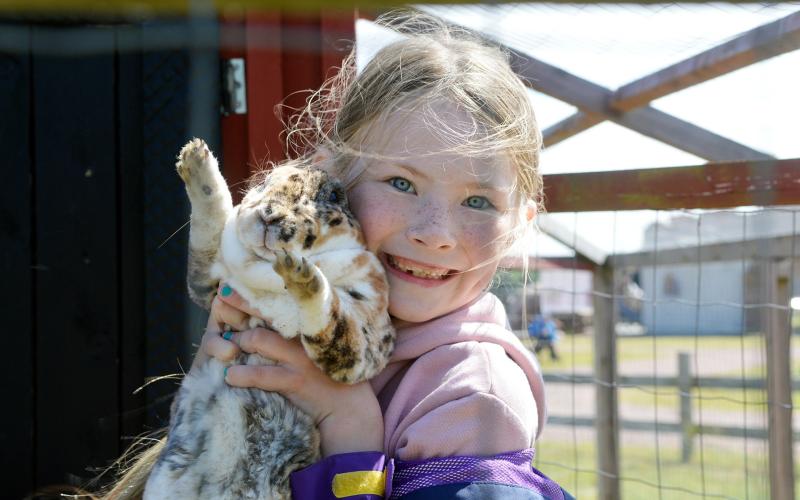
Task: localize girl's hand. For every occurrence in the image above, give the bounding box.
[192,291,251,369]
[200,285,384,458]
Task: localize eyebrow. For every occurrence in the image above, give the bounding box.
[393,162,431,182]
[392,162,508,192]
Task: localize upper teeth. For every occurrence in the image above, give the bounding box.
[390,256,450,279]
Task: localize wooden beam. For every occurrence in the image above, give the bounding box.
[378,11,775,160]
[619,106,772,161]
[512,52,773,161]
[499,255,596,271]
[541,12,800,147]
[612,11,800,112]
[542,111,602,148]
[537,215,608,265]
[511,52,608,112]
[543,158,800,213]
[610,235,800,268]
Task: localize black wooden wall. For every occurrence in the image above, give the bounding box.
[0,19,219,498]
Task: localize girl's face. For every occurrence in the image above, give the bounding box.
[347,101,522,325]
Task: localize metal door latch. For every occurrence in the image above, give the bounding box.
[221,58,247,115]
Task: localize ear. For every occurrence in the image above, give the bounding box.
[524,200,537,222]
[311,146,333,166]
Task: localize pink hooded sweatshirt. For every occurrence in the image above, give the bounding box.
[370,292,547,461]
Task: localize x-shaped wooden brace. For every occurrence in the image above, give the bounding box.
[508,10,800,162]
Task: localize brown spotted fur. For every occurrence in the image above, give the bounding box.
[143,139,394,500]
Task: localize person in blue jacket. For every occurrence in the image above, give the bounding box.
[529,314,561,361]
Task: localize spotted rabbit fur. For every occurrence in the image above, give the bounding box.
[144,139,394,499]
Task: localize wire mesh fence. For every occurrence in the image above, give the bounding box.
[2,2,798,498]
[490,207,799,499]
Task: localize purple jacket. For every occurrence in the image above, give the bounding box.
[290,449,573,500]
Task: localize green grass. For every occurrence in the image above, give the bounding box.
[618,384,800,416]
[526,334,769,373]
[529,333,798,416]
[528,333,800,498]
[533,434,797,499]
[519,335,595,370]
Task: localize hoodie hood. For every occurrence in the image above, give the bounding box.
[371,292,547,441]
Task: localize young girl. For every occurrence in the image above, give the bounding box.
[108,10,572,500]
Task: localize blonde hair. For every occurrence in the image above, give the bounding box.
[101,9,542,498]
[289,10,542,212]
[291,9,543,319]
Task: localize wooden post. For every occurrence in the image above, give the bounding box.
[678,352,693,463]
[765,259,795,500]
[592,264,620,499]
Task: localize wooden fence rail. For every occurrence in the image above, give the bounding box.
[544,373,800,391]
[546,415,800,442]
[543,351,800,463]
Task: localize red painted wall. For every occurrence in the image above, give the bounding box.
[219,9,357,203]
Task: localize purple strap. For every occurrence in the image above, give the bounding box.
[390,449,565,499]
[290,448,565,499]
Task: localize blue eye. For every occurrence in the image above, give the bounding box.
[389,177,416,193]
[464,196,493,210]
[329,191,338,202]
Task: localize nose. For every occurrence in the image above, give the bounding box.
[406,204,457,250]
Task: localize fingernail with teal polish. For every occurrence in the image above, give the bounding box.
[221,284,232,297]
[222,331,233,341]
[223,366,229,379]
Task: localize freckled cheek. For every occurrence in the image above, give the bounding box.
[462,219,513,262]
[349,188,404,253]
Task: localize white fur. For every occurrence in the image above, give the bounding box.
[145,140,393,500]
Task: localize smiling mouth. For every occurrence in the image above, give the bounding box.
[386,254,456,280]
